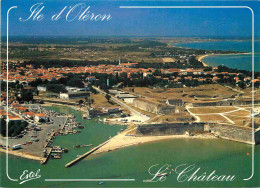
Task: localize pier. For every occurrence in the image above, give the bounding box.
[40,147,52,164]
[65,140,110,168]
[41,117,68,164]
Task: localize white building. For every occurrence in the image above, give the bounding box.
[59,92,90,100]
[34,113,49,122]
[37,86,47,91]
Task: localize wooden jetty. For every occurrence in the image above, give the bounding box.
[65,140,110,168]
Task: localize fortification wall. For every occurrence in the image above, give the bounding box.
[136,122,259,145]
[132,99,175,115]
[205,123,254,144]
[136,122,205,136]
[193,100,260,107]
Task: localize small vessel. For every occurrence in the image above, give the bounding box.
[53,155,62,159]
[51,154,62,159]
[98,182,104,185]
[77,125,85,129]
[63,148,69,153]
[74,144,93,148]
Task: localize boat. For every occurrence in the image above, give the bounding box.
[63,148,69,153]
[77,125,85,129]
[51,153,62,159]
[74,144,93,148]
[73,145,81,149]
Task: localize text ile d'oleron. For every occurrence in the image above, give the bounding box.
[19,3,112,22]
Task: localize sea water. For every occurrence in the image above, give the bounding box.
[0,105,259,187]
[174,40,260,72]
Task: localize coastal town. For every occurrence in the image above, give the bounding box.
[1,38,260,166]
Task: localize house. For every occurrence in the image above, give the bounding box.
[34,113,49,122]
[0,110,10,119]
[8,115,23,122]
[59,91,90,100]
[10,103,20,108]
[115,92,137,99]
[86,76,96,82]
[23,111,36,119]
[103,107,120,113]
[166,99,184,106]
[13,106,27,113]
[65,86,89,93]
[37,86,47,91]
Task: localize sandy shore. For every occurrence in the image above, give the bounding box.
[0,148,43,161]
[196,52,252,67]
[92,127,216,156]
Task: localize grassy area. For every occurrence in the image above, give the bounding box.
[91,94,118,108]
[225,115,250,126]
[148,113,193,123]
[124,84,238,104]
[198,114,228,122]
[189,106,236,114]
[228,110,250,116]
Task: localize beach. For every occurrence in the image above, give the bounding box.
[196,52,252,68]
[0,148,42,161]
[92,126,216,156]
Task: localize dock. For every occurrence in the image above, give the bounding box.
[40,147,52,164]
[41,118,68,164]
[65,140,110,168]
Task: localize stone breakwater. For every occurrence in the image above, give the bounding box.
[136,122,260,145]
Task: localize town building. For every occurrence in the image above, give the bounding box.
[34,113,49,122]
[59,91,90,100]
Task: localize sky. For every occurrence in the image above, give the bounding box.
[1,0,259,37]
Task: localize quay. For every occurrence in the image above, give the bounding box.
[65,139,110,168]
[41,117,68,164]
[40,147,52,164]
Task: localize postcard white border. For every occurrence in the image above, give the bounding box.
[4,5,255,183]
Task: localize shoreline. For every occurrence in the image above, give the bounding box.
[91,127,216,156]
[92,134,216,156]
[0,104,215,162]
[0,148,43,161]
[196,52,252,67]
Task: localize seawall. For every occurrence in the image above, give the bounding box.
[136,122,260,145]
[132,98,175,115]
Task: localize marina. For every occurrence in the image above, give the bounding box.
[0,105,259,187]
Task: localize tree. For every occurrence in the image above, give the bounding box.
[19,70,25,76]
[78,100,84,105]
[203,67,212,72]
[238,81,246,89]
[105,94,111,102]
